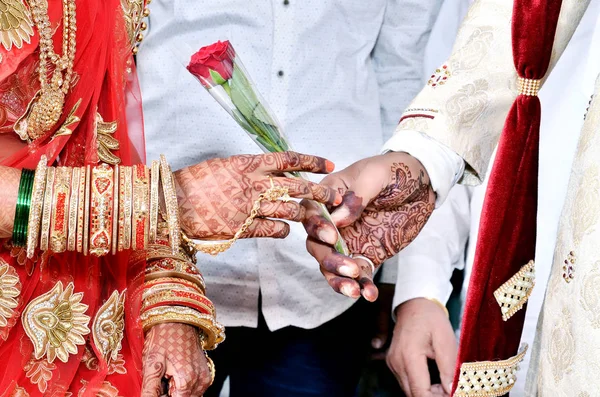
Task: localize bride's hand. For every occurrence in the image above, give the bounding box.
[174,151,341,240]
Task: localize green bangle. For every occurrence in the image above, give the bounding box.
[12,169,35,247]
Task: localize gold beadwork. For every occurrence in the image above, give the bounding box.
[21,281,91,363]
[26,156,48,258]
[517,77,541,97]
[185,176,290,256]
[92,290,126,363]
[494,260,535,321]
[563,251,576,283]
[0,0,34,51]
[455,344,528,397]
[88,164,114,256]
[13,0,77,141]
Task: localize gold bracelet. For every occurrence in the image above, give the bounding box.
[49,167,72,253]
[425,297,450,318]
[89,164,114,256]
[83,165,91,255]
[67,167,80,252]
[204,350,215,386]
[159,155,180,254]
[118,166,133,251]
[76,166,87,253]
[26,155,48,258]
[39,167,55,251]
[132,164,149,251]
[149,160,160,244]
[111,165,120,255]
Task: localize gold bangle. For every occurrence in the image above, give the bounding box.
[145,257,206,292]
[111,165,120,255]
[159,155,180,254]
[425,297,450,318]
[204,350,215,386]
[89,164,114,256]
[83,165,92,255]
[132,164,149,251]
[76,166,87,253]
[26,155,48,258]
[118,166,133,251]
[49,167,72,253]
[39,167,55,251]
[67,167,80,252]
[149,160,160,244]
[140,306,225,349]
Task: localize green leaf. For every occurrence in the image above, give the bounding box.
[209,69,228,86]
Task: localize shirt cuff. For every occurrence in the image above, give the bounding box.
[391,255,454,321]
[381,129,465,207]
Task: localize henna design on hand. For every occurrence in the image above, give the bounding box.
[141,323,211,397]
[341,162,435,266]
[174,152,338,240]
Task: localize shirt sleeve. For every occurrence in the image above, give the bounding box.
[388,0,589,185]
[391,184,471,317]
[372,0,444,140]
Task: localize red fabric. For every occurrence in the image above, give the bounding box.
[452,1,562,395]
[0,0,147,395]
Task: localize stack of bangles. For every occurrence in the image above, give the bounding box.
[12,154,181,258]
[13,155,223,383]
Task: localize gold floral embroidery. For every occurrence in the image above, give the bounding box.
[54,98,82,137]
[455,344,528,397]
[96,112,120,165]
[82,344,99,371]
[121,0,148,54]
[21,281,91,363]
[0,0,34,51]
[10,385,30,397]
[549,307,575,383]
[493,260,535,321]
[0,258,21,330]
[108,353,127,375]
[92,290,126,363]
[78,380,122,397]
[24,357,56,393]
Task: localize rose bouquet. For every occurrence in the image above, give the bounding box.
[183,40,349,255]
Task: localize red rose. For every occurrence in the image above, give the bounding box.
[187,40,236,86]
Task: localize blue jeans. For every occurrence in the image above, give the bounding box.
[205,300,372,397]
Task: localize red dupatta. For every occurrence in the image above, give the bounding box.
[453,0,563,395]
[0,0,147,395]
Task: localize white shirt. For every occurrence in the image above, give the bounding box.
[384,1,600,394]
[138,0,443,330]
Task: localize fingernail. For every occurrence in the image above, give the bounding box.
[371,338,384,349]
[334,194,343,206]
[341,284,358,298]
[317,228,337,245]
[339,264,359,278]
[331,207,349,226]
[325,160,335,173]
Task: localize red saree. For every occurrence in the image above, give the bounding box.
[0,0,148,395]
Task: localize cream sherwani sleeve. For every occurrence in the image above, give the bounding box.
[383,0,590,187]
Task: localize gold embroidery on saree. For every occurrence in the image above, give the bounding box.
[53,98,82,137]
[0,0,34,51]
[121,0,148,54]
[21,281,91,363]
[0,258,21,330]
[96,112,121,165]
[24,356,56,393]
[92,289,126,363]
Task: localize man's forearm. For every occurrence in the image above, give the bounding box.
[0,166,21,238]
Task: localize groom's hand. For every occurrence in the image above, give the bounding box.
[303,152,435,301]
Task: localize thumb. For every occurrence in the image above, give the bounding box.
[431,318,458,394]
[331,189,373,228]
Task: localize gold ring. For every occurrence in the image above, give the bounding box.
[265,176,291,202]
